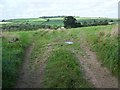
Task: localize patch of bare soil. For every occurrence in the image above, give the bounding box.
[15,43,52,88]
[72,43,118,88]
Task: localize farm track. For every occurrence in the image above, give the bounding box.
[15,29,118,88]
[15,43,34,88]
[72,43,118,88]
[15,43,52,88]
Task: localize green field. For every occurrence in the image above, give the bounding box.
[6,17,117,25]
[3,17,116,24]
[2,19,119,88]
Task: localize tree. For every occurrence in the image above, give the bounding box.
[63,16,78,28]
[1,20,5,22]
[110,20,113,22]
[46,19,50,22]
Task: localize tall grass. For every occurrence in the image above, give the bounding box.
[91,33,119,76]
[2,31,33,88]
[71,25,119,76]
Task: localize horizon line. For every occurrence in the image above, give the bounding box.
[1,16,117,20]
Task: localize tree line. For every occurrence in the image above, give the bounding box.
[63,16,114,28]
[2,23,61,31]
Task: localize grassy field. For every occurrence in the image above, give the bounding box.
[2,17,119,88]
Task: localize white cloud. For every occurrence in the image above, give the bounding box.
[0,0,119,19]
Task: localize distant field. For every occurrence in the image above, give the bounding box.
[1,17,117,32]
[0,22,12,24]
[2,17,117,26]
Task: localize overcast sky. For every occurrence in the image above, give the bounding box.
[0,0,119,19]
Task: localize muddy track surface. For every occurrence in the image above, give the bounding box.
[72,43,118,88]
[15,43,52,88]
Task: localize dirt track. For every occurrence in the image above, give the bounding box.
[15,40,118,88]
[15,43,52,88]
[72,43,118,88]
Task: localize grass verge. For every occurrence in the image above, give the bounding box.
[2,31,33,88]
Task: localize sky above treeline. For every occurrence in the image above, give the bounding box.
[0,0,119,19]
